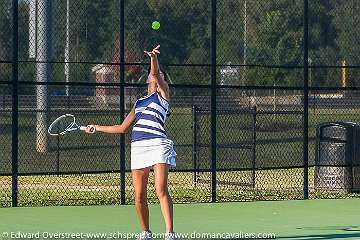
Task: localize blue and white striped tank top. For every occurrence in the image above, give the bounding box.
[131,91,169,142]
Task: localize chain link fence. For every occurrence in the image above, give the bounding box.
[1,0,360,207]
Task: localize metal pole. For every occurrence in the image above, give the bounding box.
[192,106,198,186]
[65,0,70,96]
[242,0,247,87]
[28,0,36,59]
[11,0,19,207]
[309,58,315,113]
[36,0,52,153]
[252,106,257,190]
[210,0,217,203]
[308,58,312,87]
[119,0,126,205]
[303,0,309,199]
[57,134,60,176]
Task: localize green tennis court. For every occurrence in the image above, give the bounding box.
[1,198,359,239]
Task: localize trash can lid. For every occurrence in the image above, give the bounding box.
[318,122,360,128]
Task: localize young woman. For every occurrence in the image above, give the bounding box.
[85,45,176,240]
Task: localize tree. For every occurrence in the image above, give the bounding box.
[246,0,303,86]
[332,0,360,86]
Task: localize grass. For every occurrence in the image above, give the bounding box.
[1,167,359,207]
[2,106,360,206]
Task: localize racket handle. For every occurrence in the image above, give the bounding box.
[80,126,87,131]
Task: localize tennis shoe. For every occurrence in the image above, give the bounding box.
[136,231,152,240]
[164,232,176,240]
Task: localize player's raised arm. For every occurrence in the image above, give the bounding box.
[144,45,170,100]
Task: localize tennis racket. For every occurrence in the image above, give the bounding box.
[48,114,95,136]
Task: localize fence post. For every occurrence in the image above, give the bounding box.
[11,0,19,207]
[303,0,309,199]
[56,134,60,176]
[119,0,126,205]
[192,105,198,186]
[210,0,217,203]
[35,0,51,153]
[252,106,257,189]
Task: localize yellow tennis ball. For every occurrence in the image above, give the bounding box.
[152,21,160,30]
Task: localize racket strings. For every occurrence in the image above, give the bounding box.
[49,115,76,135]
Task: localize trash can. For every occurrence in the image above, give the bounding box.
[315,122,360,192]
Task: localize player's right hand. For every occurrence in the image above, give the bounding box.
[85,125,96,134]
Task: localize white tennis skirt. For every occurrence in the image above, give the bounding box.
[131,138,177,170]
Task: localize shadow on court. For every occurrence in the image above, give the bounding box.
[277,225,360,240]
[278,233,360,240]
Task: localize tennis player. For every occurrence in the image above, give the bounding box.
[85,45,176,240]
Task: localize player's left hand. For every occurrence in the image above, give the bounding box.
[144,45,160,58]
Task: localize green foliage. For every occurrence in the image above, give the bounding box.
[0,0,11,61]
[0,1,358,86]
[332,1,360,86]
